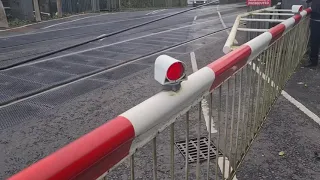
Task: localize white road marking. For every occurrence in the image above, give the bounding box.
[218,157,238,180]
[201,99,218,133]
[151,10,159,14]
[250,62,320,126]
[1,13,173,39]
[194,16,197,21]
[42,13,111,29]
[97,34,106,39]
[190,51,198,72]
[146,9,166,15]
[154,9,166,14]
[190,52,217,133]
[217,5,238,44]
[146,10,158,15]
[249,62,278,90]
[10,11,243,69]
[281,91,320,126]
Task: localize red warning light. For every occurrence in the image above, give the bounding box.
[166,62,184,81]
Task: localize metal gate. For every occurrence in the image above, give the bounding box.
[8,6,311,180]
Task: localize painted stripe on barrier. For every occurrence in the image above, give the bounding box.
[122,67,215,136]
[305,8,312,14]
[300,10,308,17]
[293,14,302,24]
[8,8,313,180]
[245,32,272,61]
[282,17,296,30]
[8,116,135,180]
[207,45,251,90]
[269,24,286,41]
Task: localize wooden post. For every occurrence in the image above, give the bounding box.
[92,0,96,12]
[48,0,53,17]
[56,0,62,17]
[0,0,8,28]
[33,0,41,22]
[92,0,100,12]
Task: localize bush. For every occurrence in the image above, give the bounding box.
[8,18,32,27]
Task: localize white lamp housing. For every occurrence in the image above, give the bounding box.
[154,55,187,86]
[292,5,303,14]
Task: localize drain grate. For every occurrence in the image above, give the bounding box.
[175,137,222,163]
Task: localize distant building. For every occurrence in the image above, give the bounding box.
[0,0,9,27]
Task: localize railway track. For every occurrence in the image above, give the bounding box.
[0,18,241,107]
[0,5,246,66]
[0,3,247,178]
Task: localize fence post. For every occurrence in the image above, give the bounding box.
[92,0,101,12]
[92,0,96,12]
[111,0,113,11]
[48,0,53,17]
[56,0,62,17]
[33,0,41,22]
[0,0,8,28]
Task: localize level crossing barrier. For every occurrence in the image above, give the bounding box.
[9,6,311,180]
[223,2,305,54]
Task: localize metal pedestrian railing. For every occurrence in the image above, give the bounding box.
[223,2,298,54]
[9,6,311,180]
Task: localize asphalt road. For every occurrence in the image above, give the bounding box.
[0,3,247,179]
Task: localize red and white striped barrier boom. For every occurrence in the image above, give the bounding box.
[9,7,312,180]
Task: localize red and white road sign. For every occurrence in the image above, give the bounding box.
[247,0,271,6]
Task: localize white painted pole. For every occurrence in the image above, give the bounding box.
[56,0,62,18]
[0,0,8,28]
[33,0,42,22]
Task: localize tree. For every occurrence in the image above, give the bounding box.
[33,0,41,21]
[57,0,62,17]
[0,0,8,28]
